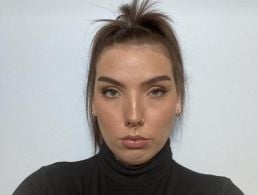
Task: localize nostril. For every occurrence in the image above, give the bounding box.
[139,118,145,126]
[126,121,132,128]
[125,118,145,129]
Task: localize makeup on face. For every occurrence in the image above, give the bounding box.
[93,43,179,165]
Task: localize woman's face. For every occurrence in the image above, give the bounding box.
[92,43,180,165]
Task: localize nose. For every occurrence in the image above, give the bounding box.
[124,94,145,129]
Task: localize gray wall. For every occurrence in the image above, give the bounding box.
[1,0,257,194]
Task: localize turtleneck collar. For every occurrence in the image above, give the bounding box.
[97,139,173,186]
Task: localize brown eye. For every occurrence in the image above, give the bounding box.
[102,88,120,97]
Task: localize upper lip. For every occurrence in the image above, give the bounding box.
[121,135,148,140]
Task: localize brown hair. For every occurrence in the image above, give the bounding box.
[86,0,185,151]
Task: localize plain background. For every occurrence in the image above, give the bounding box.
[1,0,257,194]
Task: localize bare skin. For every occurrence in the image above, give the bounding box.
[92,43,181,165]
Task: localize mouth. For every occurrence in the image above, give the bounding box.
[121,135,150,149]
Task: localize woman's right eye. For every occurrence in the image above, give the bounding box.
[102,88,120,98]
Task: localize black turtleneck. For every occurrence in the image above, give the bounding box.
[13,140,243,195]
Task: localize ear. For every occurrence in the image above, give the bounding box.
[92,99,96,116]
[176,97,182,116]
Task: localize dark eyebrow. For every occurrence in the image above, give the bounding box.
[97,75,172,87]
[141,75,172,86]
[97,76,125,87]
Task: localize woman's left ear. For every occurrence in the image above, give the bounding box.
[176,99,182,117]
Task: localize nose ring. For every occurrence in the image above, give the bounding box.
[127,118,145,129]
[139,118,145,126]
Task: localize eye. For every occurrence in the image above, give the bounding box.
[149,87,168,97]
[102,88,120,98]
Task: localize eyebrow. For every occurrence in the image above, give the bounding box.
[142,75,172,86]
[97,76,125,87]
[97,75,172,87]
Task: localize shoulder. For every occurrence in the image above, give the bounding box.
[172,160,244,195]
[13,155,98,195]
[40,155,97,176]
[33,155,98,183]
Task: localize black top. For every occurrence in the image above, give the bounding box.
[13,140,243,195]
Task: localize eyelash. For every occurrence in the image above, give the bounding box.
[101,87,168,98]
[101,88,120,98]
[148,87,168,97]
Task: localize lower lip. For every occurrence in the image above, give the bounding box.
[121,139,149,149]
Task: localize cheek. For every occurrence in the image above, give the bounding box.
[94,98,123,137]
[147,99,177,132]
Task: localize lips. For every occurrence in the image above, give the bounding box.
[121,135,150,149]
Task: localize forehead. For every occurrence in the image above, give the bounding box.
[96,43,173,79]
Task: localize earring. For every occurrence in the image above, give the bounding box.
[176,111,181,117]
[176,105,181,117]
[92,112,97,120]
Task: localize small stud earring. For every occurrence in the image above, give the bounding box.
[176,111,181,117]
[92,112,97,120]
[176,105,181,117]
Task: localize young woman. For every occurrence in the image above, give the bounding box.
[14,0,243,194]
